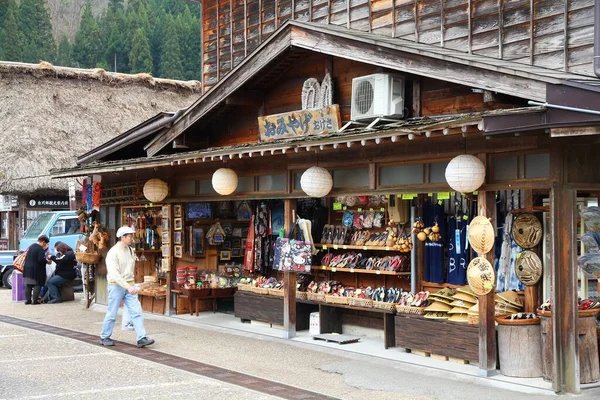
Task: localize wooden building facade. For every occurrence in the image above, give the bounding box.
[202,0,597,88]
[52,7,600,395]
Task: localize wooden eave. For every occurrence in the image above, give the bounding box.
[51,107,542,179]
[148,20,590,158]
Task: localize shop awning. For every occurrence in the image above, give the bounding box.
[50,107,542,179]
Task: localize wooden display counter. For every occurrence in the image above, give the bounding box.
[395,314,479,363]
[234,291,317,330]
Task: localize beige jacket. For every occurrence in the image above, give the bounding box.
[106,242,136,289]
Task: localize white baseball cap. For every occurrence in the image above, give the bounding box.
[116,226,136,238]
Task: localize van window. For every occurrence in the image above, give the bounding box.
[23,213,54,239]
[51,217,80,236]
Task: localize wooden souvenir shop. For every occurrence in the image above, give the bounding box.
[51,21,600,393]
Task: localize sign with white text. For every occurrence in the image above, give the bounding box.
[258,105,341,142]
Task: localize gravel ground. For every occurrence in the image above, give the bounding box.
[1,290,599,400]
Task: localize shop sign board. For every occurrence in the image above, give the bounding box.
[0,239,8,250]
[27,197,69,209]
[258,105,341,142]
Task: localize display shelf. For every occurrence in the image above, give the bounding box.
[134,249,162,253]
[317,265,410,276]
[316,243,410,253]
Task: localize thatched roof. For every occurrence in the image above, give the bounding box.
[0,61,200,195]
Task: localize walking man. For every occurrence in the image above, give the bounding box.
[100,226,154,348]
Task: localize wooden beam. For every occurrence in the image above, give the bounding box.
[289,27,547,101]
[225,92,264,106]
[283,199,297,339]
[550,182,579,393]
[412,80,421,117]
[551,126,600,138]
[477,189,497,375]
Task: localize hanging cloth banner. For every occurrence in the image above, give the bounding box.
[243,216,255,271]
[81,178,87,207]
[85,176,93,213]
[92,175,102,211]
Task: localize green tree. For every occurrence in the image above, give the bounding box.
[19,0,55,63]
[129,27,153,73]
[159,15,184,80]
[55,35,72,67]
[176,7,200,80]
[108,0,125,12]
[103,7,128,72]
[2,2,21,61]
[72,1,103,68]
[148,7,166,76]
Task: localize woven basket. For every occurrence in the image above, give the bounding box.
[296,291,308,300]
[373,301,397,312]
[348,297,374,308]
[268,288,284,297]
[75,252,100,264]
[395,304,426,315]
[236,284,253,292]
[250,287,270,295]
[325,295,349,305]
[307,292,326,302]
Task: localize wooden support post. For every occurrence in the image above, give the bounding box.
[283,271,297,339]
[283,199,297,339]
[550,182,579,393]
[416,194,426,290]
[522,189,541,313]
[477,190,497,376]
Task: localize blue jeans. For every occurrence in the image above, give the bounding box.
[100,284,146,341]
[47,275,68,302]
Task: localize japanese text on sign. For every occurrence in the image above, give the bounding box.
[258,105,341,142]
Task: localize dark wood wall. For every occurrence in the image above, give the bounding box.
[202,0,596,89]
[197,53,523,148]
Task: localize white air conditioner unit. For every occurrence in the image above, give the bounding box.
[351,73,405,121]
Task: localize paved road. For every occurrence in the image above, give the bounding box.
[0,322,278,400]
[1,290,600,400]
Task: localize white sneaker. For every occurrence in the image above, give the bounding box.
[121,322,135,331]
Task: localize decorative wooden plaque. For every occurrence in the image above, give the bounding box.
[258,104,341,142]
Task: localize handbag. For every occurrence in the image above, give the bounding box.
[13,246,30,272]
[275,221,312,273]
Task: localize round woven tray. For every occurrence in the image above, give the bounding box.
[538,308,600,318]
[495,314,540,325]
[395,304,426,315]
[306,292,326,302]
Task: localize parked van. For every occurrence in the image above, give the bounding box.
[0,211,82,290]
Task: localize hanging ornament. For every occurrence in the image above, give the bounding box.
[445,154,486,193]
[212,168,238,196]
[300,166,333,198]
[143,179,168,202]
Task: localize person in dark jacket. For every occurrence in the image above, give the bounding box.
[46,242,77,304]
[23,235,50,305]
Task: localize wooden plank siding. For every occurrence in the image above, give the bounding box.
[201,0,597,91]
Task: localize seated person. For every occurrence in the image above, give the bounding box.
[46,242,77,304]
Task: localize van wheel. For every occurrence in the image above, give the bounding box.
[2,267,14,289]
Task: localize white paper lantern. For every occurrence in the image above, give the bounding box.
[445,155,486,193]
[301,166,333,198]
[212,168,238,195]
[143,179,169,202]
